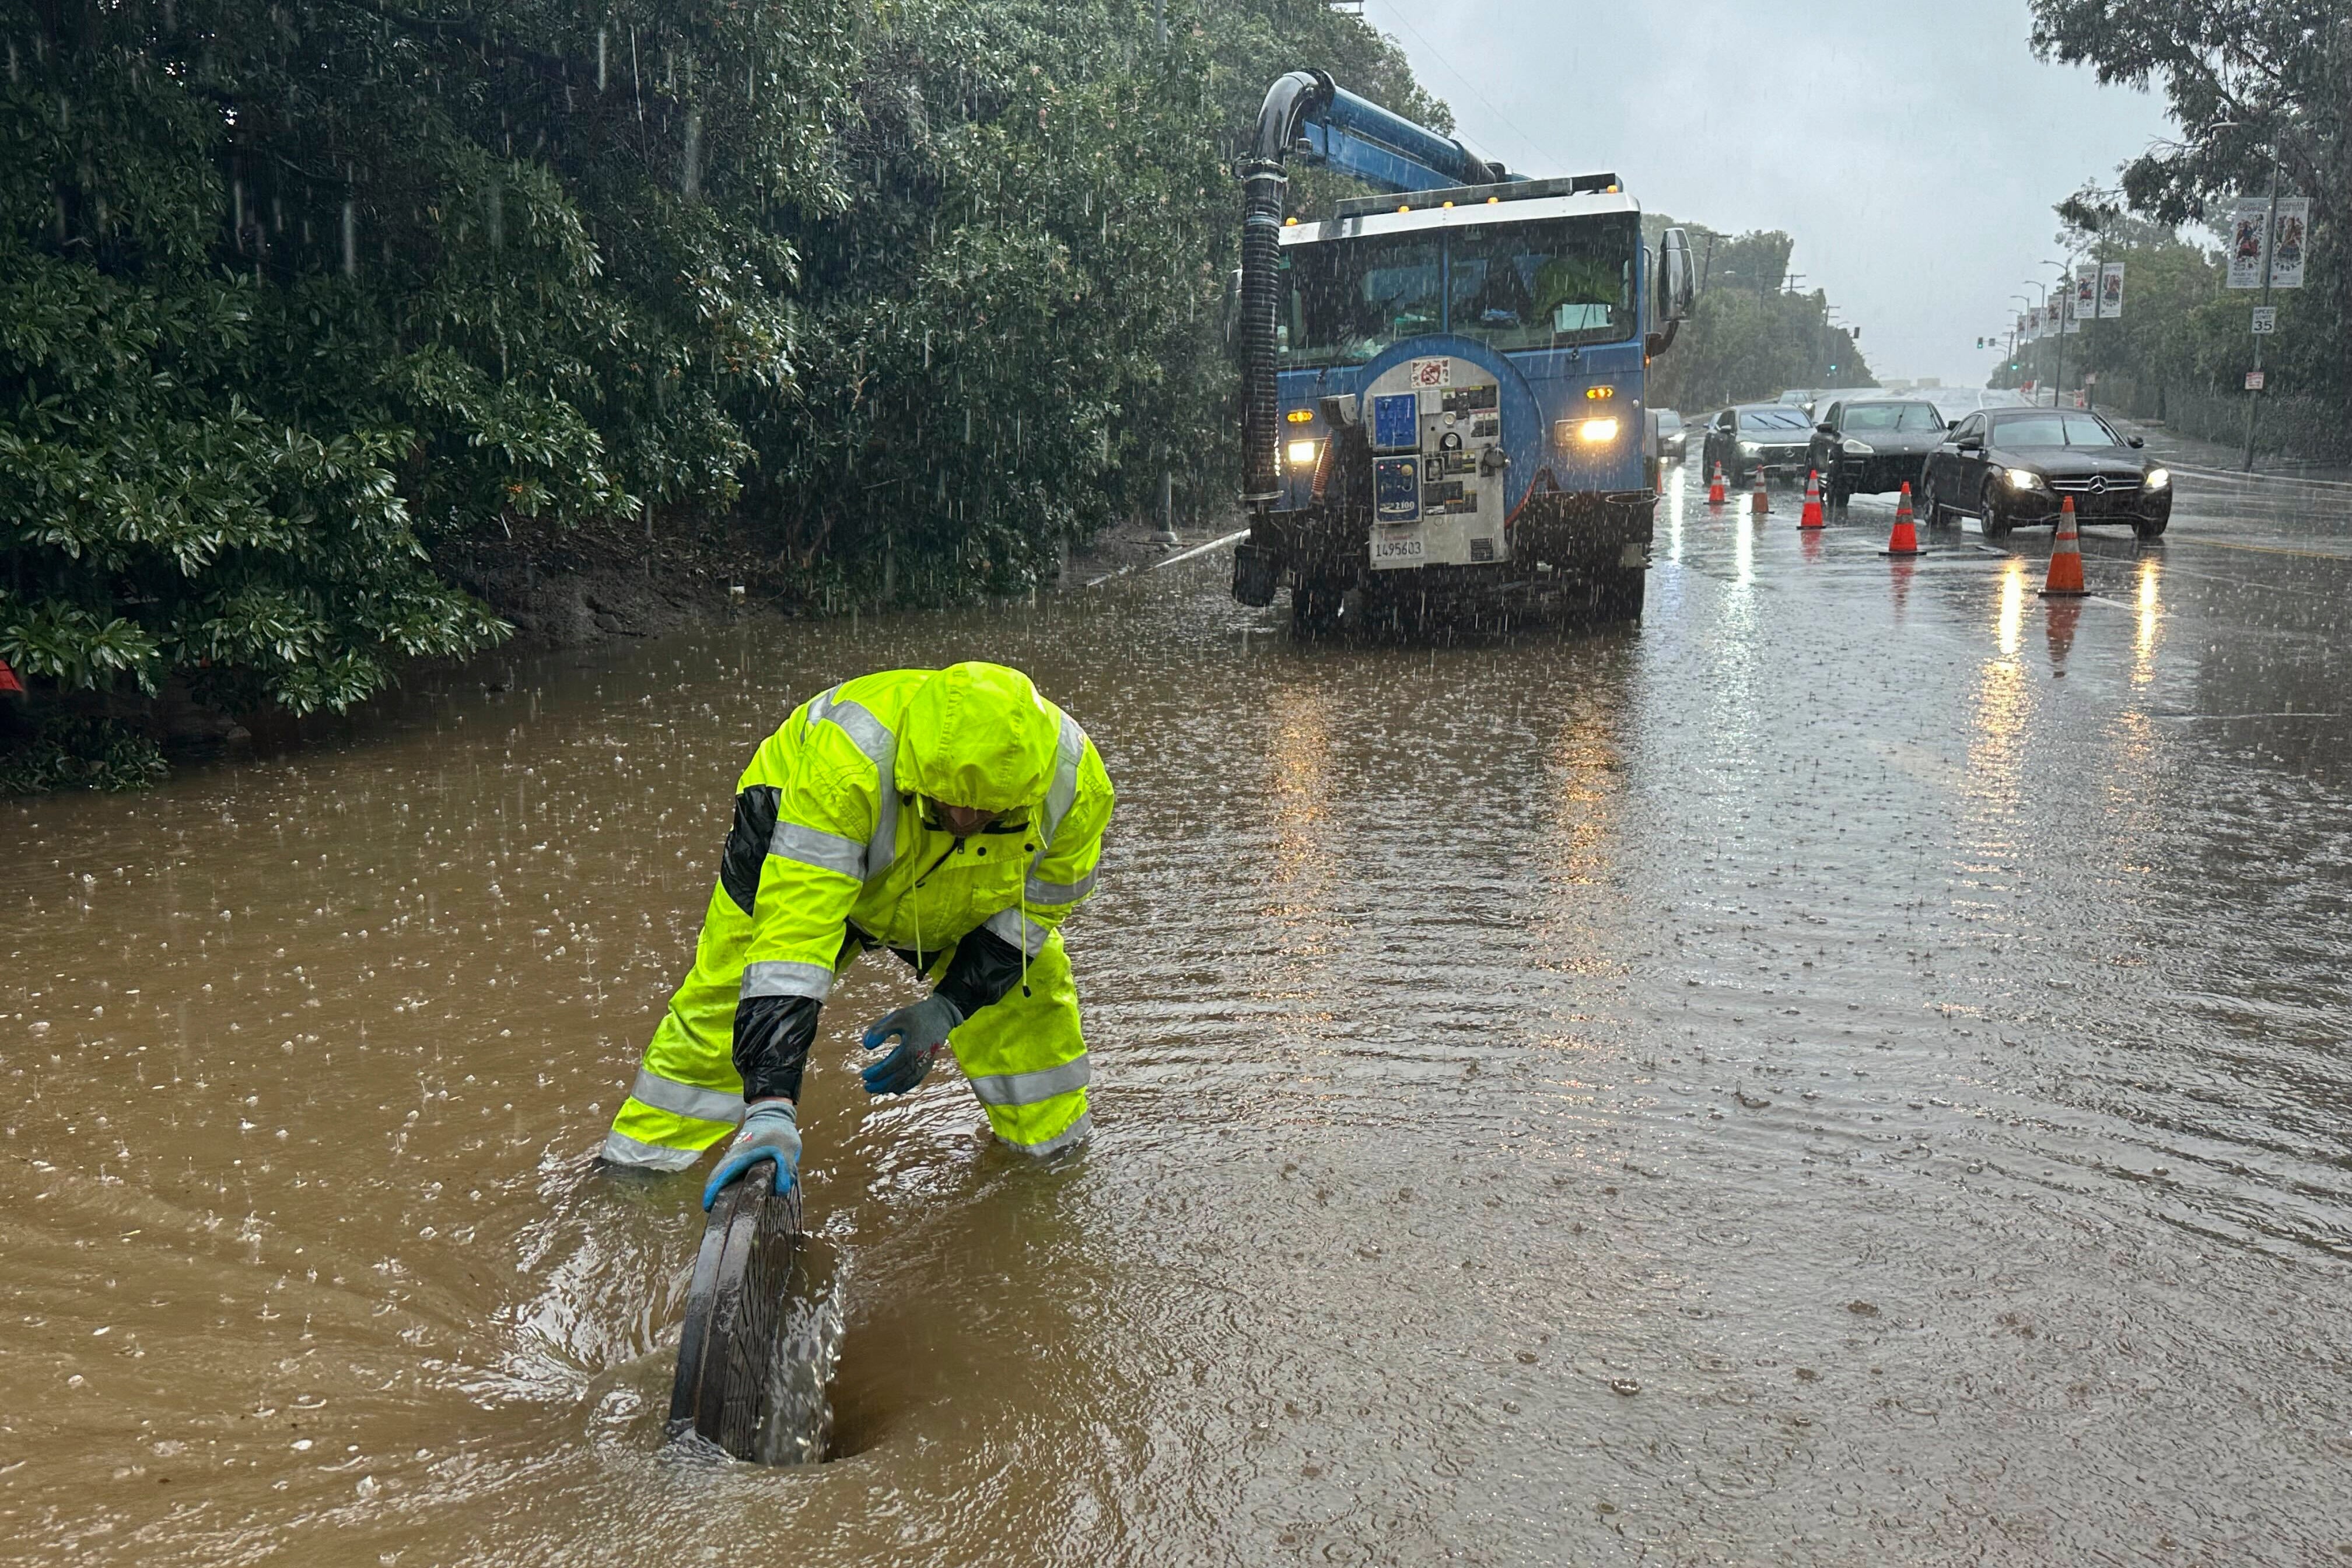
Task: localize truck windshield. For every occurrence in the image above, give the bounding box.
[1446,214,1638,351]
[1277,235,1443,368]
[1276,211,1641,367]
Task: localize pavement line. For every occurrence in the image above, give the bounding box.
[2167,460,2352,494]
[2186,539,2352,562]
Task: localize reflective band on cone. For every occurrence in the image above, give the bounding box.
[1881,482,1924,557]
[2041,497,2091,598]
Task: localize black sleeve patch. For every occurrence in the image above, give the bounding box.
[719,785,782,916]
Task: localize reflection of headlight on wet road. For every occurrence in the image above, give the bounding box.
[2145,467,2171,489]
[1286,439,1318,468]
[2006,468,2045,491]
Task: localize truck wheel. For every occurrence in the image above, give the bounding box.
[1290,578,1342,636]
[1596,568,1647,623]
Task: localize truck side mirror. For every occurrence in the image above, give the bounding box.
[1660,228,1695,322]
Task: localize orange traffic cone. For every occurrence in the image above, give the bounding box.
[1798,470,1825,528]
[1749,466,1769,515]
[1708,461,1727,506]
[2041,497,2090,597]
[1880,483,1923,556]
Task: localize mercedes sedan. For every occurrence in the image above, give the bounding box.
[1918,408,2172,541]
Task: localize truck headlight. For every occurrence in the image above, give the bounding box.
[1842,439,1875,455]
[1578,418,1620,444]
[1738,440,1760,456]
[2144,467,2171,490]
[1286,439,1319,469]
[2005,468,2045,491]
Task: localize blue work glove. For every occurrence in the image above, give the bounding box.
[860,993,964,1096]
[701,1099,800,1210]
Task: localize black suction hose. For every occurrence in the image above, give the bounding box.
[1239,71,1332,513]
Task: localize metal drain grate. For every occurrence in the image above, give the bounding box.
[667,1163,805,1461]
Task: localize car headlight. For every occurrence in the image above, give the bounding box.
[1286,439,1318,469]
[1577,418,1620,445]
[1842,439,1875,455]
[2005,468,2045,491]
[2145,467,2171,490]
[1738,440,1760,456]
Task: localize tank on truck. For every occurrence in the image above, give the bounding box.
[1227,71,1696,628]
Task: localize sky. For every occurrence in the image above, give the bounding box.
[1354,0,2178,387]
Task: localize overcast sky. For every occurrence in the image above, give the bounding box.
[1354,0,2178,387]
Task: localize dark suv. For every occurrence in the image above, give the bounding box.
[1918,408,2174,541]
[1807,399,1949,507]
[1701,404,1815,484]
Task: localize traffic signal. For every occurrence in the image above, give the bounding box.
[1976,337,1986,349]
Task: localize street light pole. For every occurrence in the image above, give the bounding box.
[2244,142,2282,472]
[2021,282,2049,398]
[2045,260,2074,409]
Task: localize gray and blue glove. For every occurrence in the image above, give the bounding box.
[860,993,964,1096]
[701,1099,801,1210]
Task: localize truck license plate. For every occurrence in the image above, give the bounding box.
[1372,530,1426,564]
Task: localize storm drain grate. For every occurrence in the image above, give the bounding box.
[667,1163,811,1462]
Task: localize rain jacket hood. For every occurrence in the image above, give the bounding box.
[900,662,1061,812]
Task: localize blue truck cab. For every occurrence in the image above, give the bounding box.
[1231,73,1693,629]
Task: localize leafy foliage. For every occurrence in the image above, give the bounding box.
[2,0,1437,790]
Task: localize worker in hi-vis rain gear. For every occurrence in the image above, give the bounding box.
[600,662,1114,1206]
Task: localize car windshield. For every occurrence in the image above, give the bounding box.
[1276,234,1443,367]
[1658,412,1682,431]
[1842,403,1946,433]
[1992,412,2122,448]
[1444,212,1639,351]
[1739,409,1811,432]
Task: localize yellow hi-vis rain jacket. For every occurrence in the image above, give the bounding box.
[601,663,1115,1170]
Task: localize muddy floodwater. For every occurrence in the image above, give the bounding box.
[6,461,2352,1565]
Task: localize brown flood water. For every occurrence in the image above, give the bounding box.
[5,478,2352,1565]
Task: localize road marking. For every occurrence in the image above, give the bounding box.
[2187,539,2352,562]
[2168,461,2352,494]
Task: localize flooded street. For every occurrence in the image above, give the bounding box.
[6,458,2352,1566]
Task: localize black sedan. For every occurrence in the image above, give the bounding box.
[1700,404,1815,484]
[1918,408,2172,541]
[1807,398,1949,507]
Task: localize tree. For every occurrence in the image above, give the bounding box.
[2028,1,2349,407]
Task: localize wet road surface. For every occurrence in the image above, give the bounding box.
[5,457,2351,1565]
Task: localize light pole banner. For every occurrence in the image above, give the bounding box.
[2269,198,2309,290]
[2098,262,2125,318]
[2227,200,2270,288]
[2045,299,2062,335]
